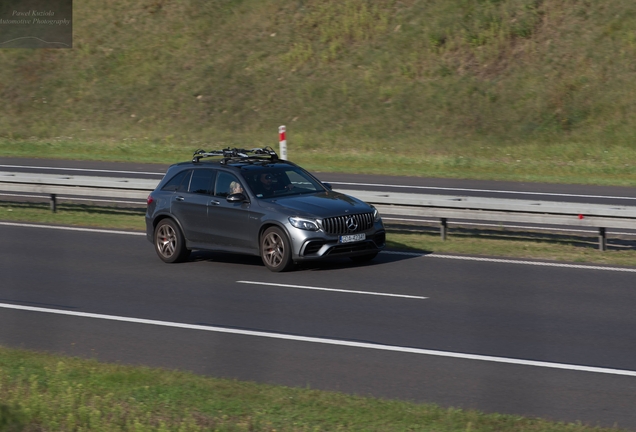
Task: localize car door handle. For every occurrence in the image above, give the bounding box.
[175,196,185,201]
[210,199,220,205]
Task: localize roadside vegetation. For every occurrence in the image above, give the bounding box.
[2,0,636,185]
[0,346,626,431]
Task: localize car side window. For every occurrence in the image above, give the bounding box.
[188,169,214,195]
[188,169,215,195]
[161,170,192,192]
[214,172,242,198]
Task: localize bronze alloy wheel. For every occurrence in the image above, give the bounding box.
[154,219,190,263]
[261,227,293,272]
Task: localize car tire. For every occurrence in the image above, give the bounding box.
[260,226,294,272]
[154,219,190,263]
[350,252,378,263]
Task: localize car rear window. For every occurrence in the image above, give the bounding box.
[161,170,192,192]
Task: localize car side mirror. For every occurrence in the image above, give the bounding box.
[322,182,332,191]
[227,193,248,203]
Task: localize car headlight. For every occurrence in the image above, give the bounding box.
[370,205,381,222]
[289,217,320,231]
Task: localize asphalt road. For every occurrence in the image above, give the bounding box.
[1,223,636,429]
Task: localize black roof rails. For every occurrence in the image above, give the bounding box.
[192,147,279,164]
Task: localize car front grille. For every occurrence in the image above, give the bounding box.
[321,212,374,235]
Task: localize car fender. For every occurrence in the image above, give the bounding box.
[258,220,297,250]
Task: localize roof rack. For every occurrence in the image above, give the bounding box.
[192,147,279,164]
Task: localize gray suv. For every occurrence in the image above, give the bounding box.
[146,148,385,271]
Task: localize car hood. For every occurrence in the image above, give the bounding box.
[260,191,372,218]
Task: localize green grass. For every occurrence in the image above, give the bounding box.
[0,345,626,431]
[4,138,636,186]
[3,0,636,185]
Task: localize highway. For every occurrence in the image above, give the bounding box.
[1,221,636,429]
[2,157,636,428]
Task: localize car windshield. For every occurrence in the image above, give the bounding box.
[244,166,325,199]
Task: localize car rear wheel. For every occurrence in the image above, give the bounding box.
[154,219,190,263]
[261,227,293,272]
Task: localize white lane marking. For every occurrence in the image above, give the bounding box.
[0,221,145,236]
[328,181,636,201]
[1,222,635,272]
[382,250,636,273]
[237,281,427,299]
[0,164,163,176]
[1,301,635,377]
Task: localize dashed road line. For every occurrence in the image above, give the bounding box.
[237,281,427,299]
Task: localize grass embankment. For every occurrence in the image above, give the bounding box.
[2,0,636,184]
[0,346,625,431]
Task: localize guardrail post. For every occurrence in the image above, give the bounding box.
[50,194,57,212]
[598,227,606,251]
[440,218,448,241]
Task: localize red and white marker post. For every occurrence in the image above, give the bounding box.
[278,125,287,160]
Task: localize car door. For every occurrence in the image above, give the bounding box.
[170,168,216,243]
[208,171,256,251]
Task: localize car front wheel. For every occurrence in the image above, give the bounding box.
[260,227,294,272]
[154,219,190,263]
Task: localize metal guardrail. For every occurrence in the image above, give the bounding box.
[0,171,158,211]
[338,189,636,251]
[1,171,634,251]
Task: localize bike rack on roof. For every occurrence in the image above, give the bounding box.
[192,147,279,164]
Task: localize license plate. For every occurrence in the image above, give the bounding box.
[339,233,366,243]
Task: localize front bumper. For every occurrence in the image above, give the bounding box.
[294,230,386,261]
